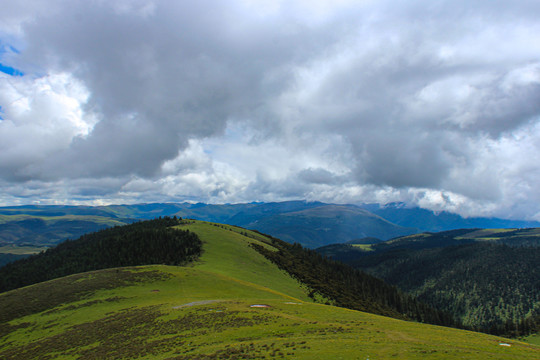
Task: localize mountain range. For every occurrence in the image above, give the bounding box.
[2,201,539,250]
[362,202,540,232]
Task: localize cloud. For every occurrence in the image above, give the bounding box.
[0,72,96,181]
[10,0,341,179]
[0,0,539,220]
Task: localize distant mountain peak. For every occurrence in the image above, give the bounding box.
[382,202,408,209]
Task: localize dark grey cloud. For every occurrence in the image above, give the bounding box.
[298,168,345,185]
[16,0,331,179]
[263,0,540,197]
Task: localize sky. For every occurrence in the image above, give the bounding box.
[0,0,540,220]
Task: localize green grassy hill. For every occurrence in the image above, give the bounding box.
[0,221,538,359]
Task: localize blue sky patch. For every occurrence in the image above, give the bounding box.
[0,63,24,76]
[0,42,21,54]
[8,45,20,54]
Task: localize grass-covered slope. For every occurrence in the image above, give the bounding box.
[184,221,312,303]
[2,269,538,360]
[0,221,539,359]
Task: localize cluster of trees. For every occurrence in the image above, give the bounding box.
[251,235,459,328]
[0,217,202,293]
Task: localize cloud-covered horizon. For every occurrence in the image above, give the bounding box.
[1,0,540,220]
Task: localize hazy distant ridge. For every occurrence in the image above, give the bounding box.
[1,201,539,249]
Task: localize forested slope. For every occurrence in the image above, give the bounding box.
[317,229,540,337]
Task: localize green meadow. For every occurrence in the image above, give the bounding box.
[0,245,46,255]
[0,213,125,226]
[0,220,538,359]
[350,244,374,251]
[523,333,540,346]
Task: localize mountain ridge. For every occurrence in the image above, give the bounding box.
[1,201,540,251]
[362,202,540,231]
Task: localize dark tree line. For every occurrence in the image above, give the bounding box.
[0,217,202,293]
[251,234,460,328]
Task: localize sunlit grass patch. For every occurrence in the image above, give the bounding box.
[182,221,311,302]
[522,333,540,346]
[351,244,374,251]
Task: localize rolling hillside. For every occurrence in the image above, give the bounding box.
[0,218,447,325]
[1,220,538,359]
